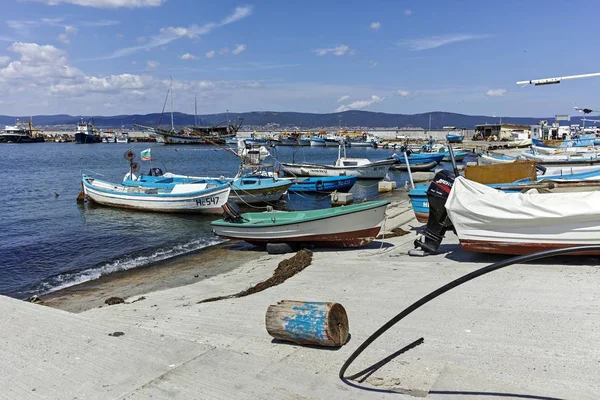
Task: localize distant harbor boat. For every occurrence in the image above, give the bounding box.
[0,117,45,143]
[75,118,101,144]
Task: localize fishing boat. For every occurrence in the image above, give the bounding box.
[212,200,389,247]
[521,151,600,165]
[446,176,600,254]
[74,118,101,144]
[125,142,291,205]
[0,118,45,143]
[116,131,130,143]
[135,83,242,145]
[297,137,311,146]
[446,133,464,143]
[287,176,357,193]
[280,144,395,179]
[442,150,469,162]
[392,161,437,172]
[409,165,600,223]
[310,137,327,146]
[82,173,231,213]
[477,150,519,164]
[393,152,445,165]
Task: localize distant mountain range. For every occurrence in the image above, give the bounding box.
[0,110,590,130]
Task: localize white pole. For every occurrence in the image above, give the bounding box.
[516,72,600,86]
[170,78,174,131]
[403,151,415,190]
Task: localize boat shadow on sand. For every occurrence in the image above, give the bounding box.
[439,242,600,267]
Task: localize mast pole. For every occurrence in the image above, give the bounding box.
[194,96,198,126]
[170,77,174,132]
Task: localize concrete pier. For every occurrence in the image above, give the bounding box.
[1,200,598,399]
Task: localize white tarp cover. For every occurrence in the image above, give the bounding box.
[445,177,600,245]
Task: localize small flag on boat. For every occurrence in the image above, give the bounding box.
[141,148,152,161]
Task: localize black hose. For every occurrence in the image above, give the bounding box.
[339,245,600,383]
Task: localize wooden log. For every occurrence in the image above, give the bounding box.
[265,300,349,347]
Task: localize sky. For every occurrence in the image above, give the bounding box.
[2,0,600,117]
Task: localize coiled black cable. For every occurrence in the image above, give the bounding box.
[339,245,600,383]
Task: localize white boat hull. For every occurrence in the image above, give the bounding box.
[477,153,516,164]
[212,203,387,247]
[83,177,231,213]
[446,176,600,254]
[280,159,394,179]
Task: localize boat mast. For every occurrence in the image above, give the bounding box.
[169,77,174,132]
[194,97,198,126]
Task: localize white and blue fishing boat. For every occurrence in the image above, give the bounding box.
[82,173,231,213]
[477,150,519,164]
[521,150,600,165]
[287,176,357,193]
[393,152,445,165]
[310,137,327,146]
[125,171,292,205]
[446,133,464,143]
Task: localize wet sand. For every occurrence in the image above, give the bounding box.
[42,240,264,313]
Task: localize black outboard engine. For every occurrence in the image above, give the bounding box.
[413,169,456,254]
[222,201,245,223]
[149,167,164,177]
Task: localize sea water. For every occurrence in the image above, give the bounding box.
[0,142,462,298]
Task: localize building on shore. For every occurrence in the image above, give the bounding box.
[474,123,531,141]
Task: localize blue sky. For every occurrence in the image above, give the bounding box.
[1,0,600,117]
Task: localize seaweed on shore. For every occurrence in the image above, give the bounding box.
[197,249,313,304]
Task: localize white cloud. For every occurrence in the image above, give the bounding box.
[136,36,146,43]
[220,6,253,25]
[145,60,159,71]
[219,47,229,55]
[337,95,350,103]
[180,53,198,60]
[58,25,78,44]
[101,6,253,59]
[336,95,384,112]
[404,9,413,16]
[231,44,246,55]
[370,22,381,30]
[399,34,490,51]
[205,50,215,58]
[486,88,507,97]
[395,89,410,97]
[314,44,354,56]
[32,0,165,8]
[368,60,377,68]
[0,56,10,67]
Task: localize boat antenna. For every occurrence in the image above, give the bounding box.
[169,77,174,132]
[194,96,198,127]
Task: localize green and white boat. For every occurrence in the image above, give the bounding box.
[211,200,389,247]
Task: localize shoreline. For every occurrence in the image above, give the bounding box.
[41,240,264,313]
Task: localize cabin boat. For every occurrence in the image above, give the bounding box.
[75,119,101,144]
[0,118,45,143]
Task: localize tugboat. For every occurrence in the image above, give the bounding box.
[74,118,101,144]
[0,117,45,143]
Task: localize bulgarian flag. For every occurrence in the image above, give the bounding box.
[141,148,152,161]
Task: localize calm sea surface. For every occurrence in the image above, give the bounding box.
[0,142,463,298]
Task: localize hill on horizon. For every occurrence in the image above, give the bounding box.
[0,110,585,130]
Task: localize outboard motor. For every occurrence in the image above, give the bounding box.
[222,201,245,223]
[149,167,164,177]
[413,169,456,254]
